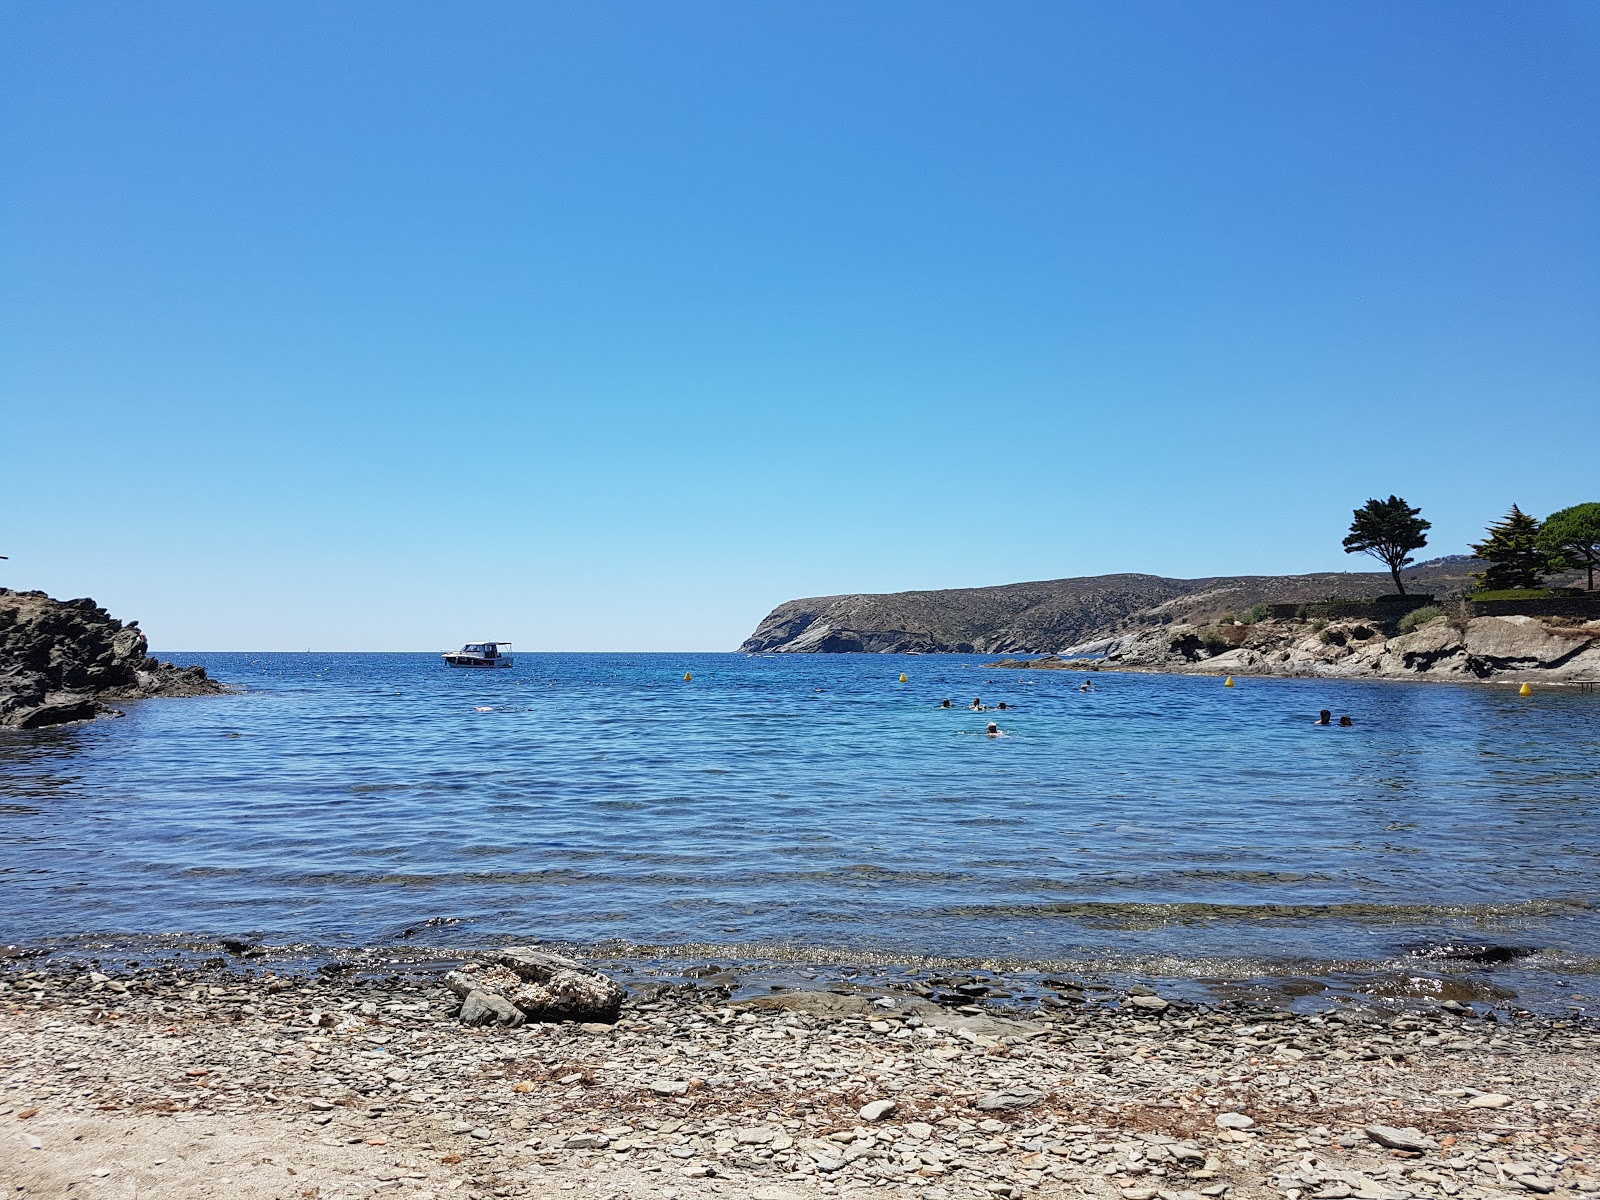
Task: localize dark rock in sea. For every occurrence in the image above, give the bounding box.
[1409,943,1536,964]
[0,588,226,728]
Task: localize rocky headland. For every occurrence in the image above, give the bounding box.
[0,588,225,729]
[741,560,1487,655]
[991,613,1600,686]
[3,948,1596,1200]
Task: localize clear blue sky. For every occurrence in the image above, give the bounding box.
[3,2,1596,650]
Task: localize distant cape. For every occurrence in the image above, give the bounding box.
[739,557,1481,654]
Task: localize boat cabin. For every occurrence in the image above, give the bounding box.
[442,641,514,668]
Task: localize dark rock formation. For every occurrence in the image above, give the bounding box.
[740,558,1486,654]
[0,588,225,729]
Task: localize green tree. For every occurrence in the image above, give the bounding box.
[1343,495,1430,595]
[1536,502,1600,591]
[1470,504,1550,591]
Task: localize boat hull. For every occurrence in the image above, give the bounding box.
[441,656,514,668]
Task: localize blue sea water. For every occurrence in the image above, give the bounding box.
[2,653,1597,1008]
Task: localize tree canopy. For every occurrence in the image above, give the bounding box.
[1470,504,1550,592]
[1536,501,1600,591]
[1343,496,1430,595]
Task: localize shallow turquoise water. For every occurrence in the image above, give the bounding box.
[2,653,1597,1006]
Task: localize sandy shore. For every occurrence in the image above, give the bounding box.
[4,957,1597,1200]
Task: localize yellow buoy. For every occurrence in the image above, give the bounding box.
[1519,682,1531,696]
[683,672,692,682]
[899,672,907,683]
[1224,675,1234,688]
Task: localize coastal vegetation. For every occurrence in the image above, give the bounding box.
[1396,604,1444,632]
[1537,501,1600,590]
[1342,495,1431,594]
[1470,504,1552,591]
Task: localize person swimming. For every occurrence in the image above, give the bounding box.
[940,699,952,708]
[1339,715,1353,727]
[996,701,1008,710]
[1315,710,1332,725]
[1079,678,1095,692]
[986,722,1001,737]
[970,698,985,710]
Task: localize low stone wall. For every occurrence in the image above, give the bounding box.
[1267,596,1437,622]
[1468,595,1600,619]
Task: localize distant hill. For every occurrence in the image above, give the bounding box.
[739,557,1491,653]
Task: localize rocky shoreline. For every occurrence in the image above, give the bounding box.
[4,950,1597,1200]
[990,615,1600,686]
[0,588,226,728]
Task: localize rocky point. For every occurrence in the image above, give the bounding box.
[0,588,225,729]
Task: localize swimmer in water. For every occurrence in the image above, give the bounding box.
[1339,715,1353,727]
[970,698,985,710]
[997,701,1008,710]
[940,699,952,708]
[986,722,1001,737]
[1079,678,1095,692]
[1315,710,1332,725]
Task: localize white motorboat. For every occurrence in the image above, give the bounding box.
[442,641,514,668]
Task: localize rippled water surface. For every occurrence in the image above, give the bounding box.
[3,653,1598,1006]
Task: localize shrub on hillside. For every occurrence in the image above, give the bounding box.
[1397,605,1443,633]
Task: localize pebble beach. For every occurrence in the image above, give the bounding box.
[4,955,1597,1200]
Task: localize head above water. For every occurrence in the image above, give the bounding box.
[940,699,951,708]
[1317,710,1332,724]
[986,722,999,735]
[1339,715,1353,726]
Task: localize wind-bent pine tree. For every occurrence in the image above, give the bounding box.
[1343,496,1430,595]
[1536,502,1600,591]
[1469,504,1550,592]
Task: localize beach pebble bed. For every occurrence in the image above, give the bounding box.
[3,959,1596,1200]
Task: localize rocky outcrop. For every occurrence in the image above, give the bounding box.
[740,558,1492,654]
[993,613,1600,684]
[445,947,625,1026]
[0,588,225,729]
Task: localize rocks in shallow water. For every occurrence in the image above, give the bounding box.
[447,946,624,1025]
[1411,943,1535,964]
[1364,1124,1438,1152]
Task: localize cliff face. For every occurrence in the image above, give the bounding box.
[994,613,1600,685]
[0,589,225,728]
[740,558,1484,654]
